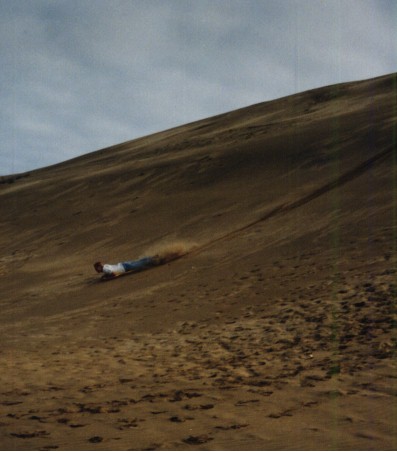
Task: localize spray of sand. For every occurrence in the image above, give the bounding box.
[142,240,198,263]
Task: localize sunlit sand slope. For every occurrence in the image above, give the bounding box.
[0,73,396,450]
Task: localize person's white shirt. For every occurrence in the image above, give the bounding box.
[103,263,125,274]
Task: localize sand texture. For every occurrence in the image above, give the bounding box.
[0,73,397,450]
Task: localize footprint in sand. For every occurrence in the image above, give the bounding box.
[234,399,260,406]
[268,410,293,418]
[182,434,214,445]
[183,403,214,411]
[11,430,49,438]
[169,415,194,423]
[117,417,141,429]
[88,436,103,443]
[215,423,248,430]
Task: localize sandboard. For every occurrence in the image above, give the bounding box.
[100,270,137,282]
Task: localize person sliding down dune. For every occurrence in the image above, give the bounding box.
[94,253,181,280]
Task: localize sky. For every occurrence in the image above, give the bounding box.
[1,0,396,175]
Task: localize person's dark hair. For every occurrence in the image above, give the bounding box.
[94,261,103,271]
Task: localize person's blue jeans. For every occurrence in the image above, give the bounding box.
[122,256,156,272]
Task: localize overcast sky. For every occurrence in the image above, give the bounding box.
[1,0,396,175]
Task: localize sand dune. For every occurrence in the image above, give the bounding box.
[0,73,396,450]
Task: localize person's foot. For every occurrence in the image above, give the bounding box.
[163,253,179,263]
[151,255,162,265]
